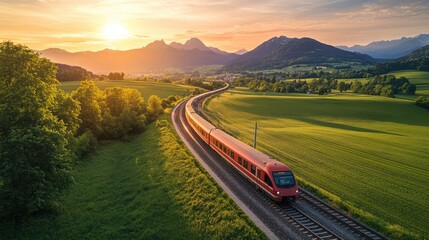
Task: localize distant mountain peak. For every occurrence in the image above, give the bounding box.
[183,38,207,50]
[146,39,167,48]
[234,49,248,55]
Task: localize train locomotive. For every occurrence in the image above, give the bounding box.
[185,85,299,202]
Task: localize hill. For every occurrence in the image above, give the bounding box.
[224,36,375,71]
[338,34,429,59]
[40,40,238,74]
[371,45,429,73]
[56,63,94,82]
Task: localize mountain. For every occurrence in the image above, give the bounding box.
[234,49,248,55]
[371,45,429,73]
[168,38,233,56]
[40,40,238,74]
[224,36,375,71]
[338,34,429,59]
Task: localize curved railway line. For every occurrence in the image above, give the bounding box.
[172,86,388,240]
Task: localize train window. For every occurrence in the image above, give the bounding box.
[238,156,242,165]
[272,171,296,188]
[250,165,256,175]
[215,139,218,146]
[230,151,234,159]
[243,160,248,169]
[257,169,261,179]
[223,146,227,153]
[219,142,223,149]
[264,174,273,187]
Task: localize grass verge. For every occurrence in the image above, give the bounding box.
[0,116,265,239]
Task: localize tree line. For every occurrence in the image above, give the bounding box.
[232,74,416,97]
[0,42,181,222]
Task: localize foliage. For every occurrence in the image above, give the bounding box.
[146,95,163,122]
[72,81,152,140]
[56,63,94,82]
[352,75,416,97]
[0,120,266,239]
[71,80,105,136]
[0,41,75,220]
[206,89,429,238]
[107,72,125,80]
[415,96,429,109]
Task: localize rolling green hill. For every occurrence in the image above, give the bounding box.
[205,88,429,239]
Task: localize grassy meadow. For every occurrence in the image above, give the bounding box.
[0,118,265,239]
[59,80,199,98]
[389,70,429,99]
[205,88,429,239]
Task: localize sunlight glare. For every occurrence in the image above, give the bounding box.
[102,22,129,41]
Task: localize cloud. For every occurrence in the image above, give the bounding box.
[0,0,428,51]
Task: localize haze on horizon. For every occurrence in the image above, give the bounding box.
[1,0,429,52]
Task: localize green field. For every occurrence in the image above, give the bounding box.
[0,118,264,239]
[59,81,199,98]
[389,70,429,98]
[205,88,429,239]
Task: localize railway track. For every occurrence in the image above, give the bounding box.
[174,87,388,240]
[298,189,387,240]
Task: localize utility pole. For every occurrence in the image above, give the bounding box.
[253,121,258,149]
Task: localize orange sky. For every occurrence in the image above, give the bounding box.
[1,0,428,52]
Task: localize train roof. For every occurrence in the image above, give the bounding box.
[210,129,290,171]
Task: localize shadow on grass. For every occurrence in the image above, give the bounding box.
[293,117,404,136]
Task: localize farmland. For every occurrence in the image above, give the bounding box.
[59,80,199,98]
[205,88,429,238]
[0,118,264,239]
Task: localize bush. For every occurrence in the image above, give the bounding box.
[416,96,429,110]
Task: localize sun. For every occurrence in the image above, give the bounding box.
[102,23,129,41]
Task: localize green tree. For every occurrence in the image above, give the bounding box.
[146,95,163,121]
[416,96,429,109]
[0,41,75,220]
[72,80,105,136]
[381,85,395,98]
[337,81,346,93]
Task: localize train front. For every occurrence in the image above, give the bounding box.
[266,162,299,202]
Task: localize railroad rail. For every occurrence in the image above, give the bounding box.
[298,188,387,240]
[176,86,388,240]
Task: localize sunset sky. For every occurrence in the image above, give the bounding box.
[1,0,428,52]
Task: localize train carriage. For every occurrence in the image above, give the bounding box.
[185,85,299,202]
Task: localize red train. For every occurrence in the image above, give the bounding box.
[185,85,299,202]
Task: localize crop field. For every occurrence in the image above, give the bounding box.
[59,80,199,98]
[0,118,264,239]
[205,88,429,238]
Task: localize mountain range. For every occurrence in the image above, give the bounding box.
[338,34,429,59]
[40,40,238,74]
[39,35,428,74]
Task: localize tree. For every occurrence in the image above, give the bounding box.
[0,41,75,220]
[318,87,328,95]
[108,72,125,80]
[337,81,346,93]
[416,96,429,109]
[146,95,163,121]
[381,85,395,98]
[72,80,105,136]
